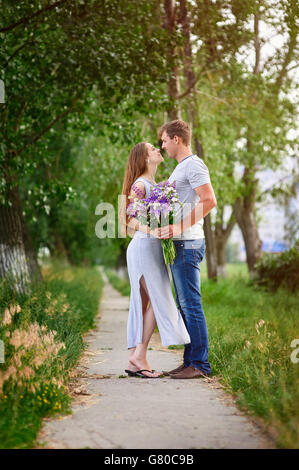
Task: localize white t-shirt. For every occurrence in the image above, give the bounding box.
[168,154,211,240]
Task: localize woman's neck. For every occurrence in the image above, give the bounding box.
[141,167,157,184]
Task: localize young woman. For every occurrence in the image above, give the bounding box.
[119,142,190,378]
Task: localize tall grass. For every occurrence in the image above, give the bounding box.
[0,261,103,449]
[107,263,299,448]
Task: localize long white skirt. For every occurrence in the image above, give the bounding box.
[126,232,190,349]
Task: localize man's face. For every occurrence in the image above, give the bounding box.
[161,131,177,159]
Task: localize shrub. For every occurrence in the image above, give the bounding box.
[254,240,299,292]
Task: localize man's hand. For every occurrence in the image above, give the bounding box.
[159,224,182,239]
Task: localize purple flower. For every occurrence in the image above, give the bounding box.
[161,202,172,217]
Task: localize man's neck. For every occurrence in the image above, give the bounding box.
[175,147,193,163]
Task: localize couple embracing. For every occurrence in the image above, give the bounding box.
[120,120,217,379]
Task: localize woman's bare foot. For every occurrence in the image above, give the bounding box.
[129,356,160,378]
[126,361,138,372]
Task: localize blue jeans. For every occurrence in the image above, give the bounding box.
[170,239,211,375]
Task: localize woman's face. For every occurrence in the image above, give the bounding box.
[146,143,164,165]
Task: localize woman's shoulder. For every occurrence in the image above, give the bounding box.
[130,179,146,198]
[132,179,146,190]
[133,177,146,185]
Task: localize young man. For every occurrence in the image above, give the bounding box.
[158,120,217,379]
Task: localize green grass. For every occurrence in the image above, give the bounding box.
[203,277,299,448]
[105,268,131,296]
[0,260,104,449]
[107,262,299,448]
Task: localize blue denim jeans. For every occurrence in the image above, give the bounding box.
[170,239,211,375]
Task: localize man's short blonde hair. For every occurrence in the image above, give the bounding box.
[158,120,191,146]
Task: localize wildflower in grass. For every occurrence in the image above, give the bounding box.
[21,366,35,380]
[0,317,66,395]
[2,304,21,325]
[3,309,12,325]
[255,319,266,334]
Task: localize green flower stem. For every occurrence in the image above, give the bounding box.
[161,238,177,265]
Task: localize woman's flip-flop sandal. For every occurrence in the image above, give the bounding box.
[135,369,160,378]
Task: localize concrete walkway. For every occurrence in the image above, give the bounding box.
[39,271,274,449]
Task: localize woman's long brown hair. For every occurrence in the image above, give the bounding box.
[119,142,149,236]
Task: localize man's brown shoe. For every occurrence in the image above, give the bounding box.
[170,365,210,379]
[162,363,186,376]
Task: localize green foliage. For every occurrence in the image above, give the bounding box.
[0,261,103,448]
[254,241,299,292]
[0,0,171,199]
[1,0,298,284]
[105,268,131,297]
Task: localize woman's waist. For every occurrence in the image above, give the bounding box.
[132,231,160,241]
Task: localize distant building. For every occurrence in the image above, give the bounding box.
[226,165,298,261]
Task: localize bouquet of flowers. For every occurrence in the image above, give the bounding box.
[127,180,182,265]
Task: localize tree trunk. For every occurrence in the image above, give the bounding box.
[233,196,262,277]
[164,0,181,120]
[215,209,235,277]
[194,138,217,280]
[233,166,262,277]
[203,213,217,280]
[232,13,262,278]
[179,0,217,280]
[51,231,70,262]
[0,177,31,294]
[216,234,227,277]
[15,185,42,284]
[47,204,70,263]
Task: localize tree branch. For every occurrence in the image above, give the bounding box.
[275,33,298,90]
[3,23,39,68]
[15,96,80,156]
[177,69,205,99]
[253,12,261,74]
[224,212,236,241]
[0,0,69,33]
[286,62,299,73]
[3,38,35,68]
[14,100,28,133]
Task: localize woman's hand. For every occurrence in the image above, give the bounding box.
[149,227,161,238]
[159,224,182,239]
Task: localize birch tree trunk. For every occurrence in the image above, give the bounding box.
[0,167,31,294]
[16,185,42,284]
